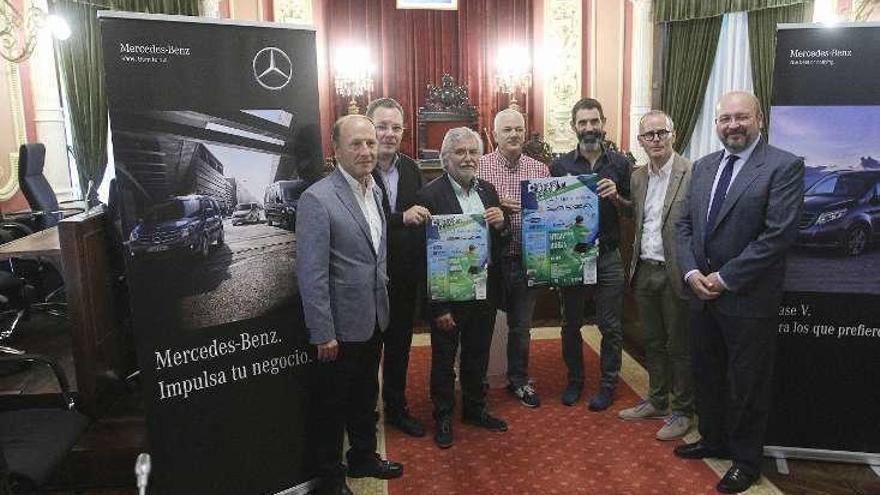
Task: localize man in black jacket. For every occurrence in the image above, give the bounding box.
[367,98,431,437]
[416,127,509,449]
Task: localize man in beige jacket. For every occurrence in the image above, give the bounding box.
[618,110,694,441]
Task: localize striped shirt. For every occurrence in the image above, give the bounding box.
[477,150,550,256]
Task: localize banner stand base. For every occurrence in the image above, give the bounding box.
[274,479,318,495]
[764,446,880,476]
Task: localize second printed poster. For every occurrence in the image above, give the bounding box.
[521,175,599,287]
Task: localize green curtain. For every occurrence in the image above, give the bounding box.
[51,0,199,197]
[52,0,106,197]
[111,0,199,15]
[748,1,813,135]
[660,16,723,153]
[655,0,808,22]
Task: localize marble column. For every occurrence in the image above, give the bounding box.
[541,0,582,153]
[30,0,74,201]
[629,0,654,165]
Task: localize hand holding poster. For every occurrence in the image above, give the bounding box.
[521,175,599,287]
[427,214,490,301]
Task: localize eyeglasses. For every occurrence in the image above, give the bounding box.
[375,124,405,134]
[715,113,754,126]
[638,129,671,141]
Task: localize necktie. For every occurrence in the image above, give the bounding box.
[705,154,738,242]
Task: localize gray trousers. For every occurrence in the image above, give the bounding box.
[501,257,538,387]
[559,248,625,390]
[633,261,694,415]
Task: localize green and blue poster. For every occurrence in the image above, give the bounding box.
[521,175,599,287]
[427,214,489,302]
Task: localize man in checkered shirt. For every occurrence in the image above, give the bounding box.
[477,108,550,408]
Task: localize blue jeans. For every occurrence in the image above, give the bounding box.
[501,257,538,387]
[559,248,625,390]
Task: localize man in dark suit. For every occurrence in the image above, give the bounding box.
[297,115,403,495]
[366,98,430,437]
[416,127,509,449]
[675,92,804,494]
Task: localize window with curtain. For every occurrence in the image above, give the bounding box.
[682,11,754,161]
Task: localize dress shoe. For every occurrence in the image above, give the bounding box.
[434,416,453,449]
[673,441,730,460]
[561,381,582,406]
[587,386,614,411]
[347,453,404,479]
[462,411,508,432]
[716,465,759,493]
[386,410,426,437]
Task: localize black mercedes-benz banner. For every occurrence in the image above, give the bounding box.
[768,23,880,458]
[100,12,322,494]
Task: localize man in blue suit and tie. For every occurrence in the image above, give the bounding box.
[297,115,404,495]
[674,92,804,494]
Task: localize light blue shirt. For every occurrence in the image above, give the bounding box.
[376,155,400,213]
[448,174,485,214]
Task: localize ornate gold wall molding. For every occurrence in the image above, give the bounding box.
[274,0,313,24]
[542,0,581,153]
[0,62,28,201]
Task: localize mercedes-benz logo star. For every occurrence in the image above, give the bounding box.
[252,47,292,90]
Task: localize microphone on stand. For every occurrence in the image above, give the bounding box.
[135,453,151,495]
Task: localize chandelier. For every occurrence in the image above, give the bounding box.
[0,0,46,63]
[495,46,532,112]
[333,46,374,115]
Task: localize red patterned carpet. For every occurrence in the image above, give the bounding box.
[384,338,721,495]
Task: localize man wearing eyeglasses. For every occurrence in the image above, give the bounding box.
[674,92,803,494]
[617,111,694,442]
[550,97,632,411]
[367,98,431,437]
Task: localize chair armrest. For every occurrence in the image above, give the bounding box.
[0,352,75,410]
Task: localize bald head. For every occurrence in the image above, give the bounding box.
[493,108,526,160]
[714,91,763,153]
[714,91,762,121]
[331,115,377,180]
[331,114,373,147]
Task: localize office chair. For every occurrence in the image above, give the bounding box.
[0,351,89,494]
[0,271,27,349]
[12,143,72,319]
[18,144,63,230]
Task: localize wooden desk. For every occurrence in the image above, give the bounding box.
[0,226,62,268]
[0,209,119,415]
[58,208,119,416]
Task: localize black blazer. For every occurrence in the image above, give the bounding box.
[372,153,425,282]
[416,174,510,319]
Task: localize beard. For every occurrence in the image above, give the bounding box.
[577,129,605,151]
[720,130,755,153]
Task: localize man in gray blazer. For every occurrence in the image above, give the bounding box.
[297,115,403,495]
[618,110,694,441]
[674,92,804,494]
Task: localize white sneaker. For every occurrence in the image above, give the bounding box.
[656,413,692,441]
[617,400,668,420]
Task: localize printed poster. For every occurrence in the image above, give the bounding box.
[522,175,599,287]
[427,214,490,302]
